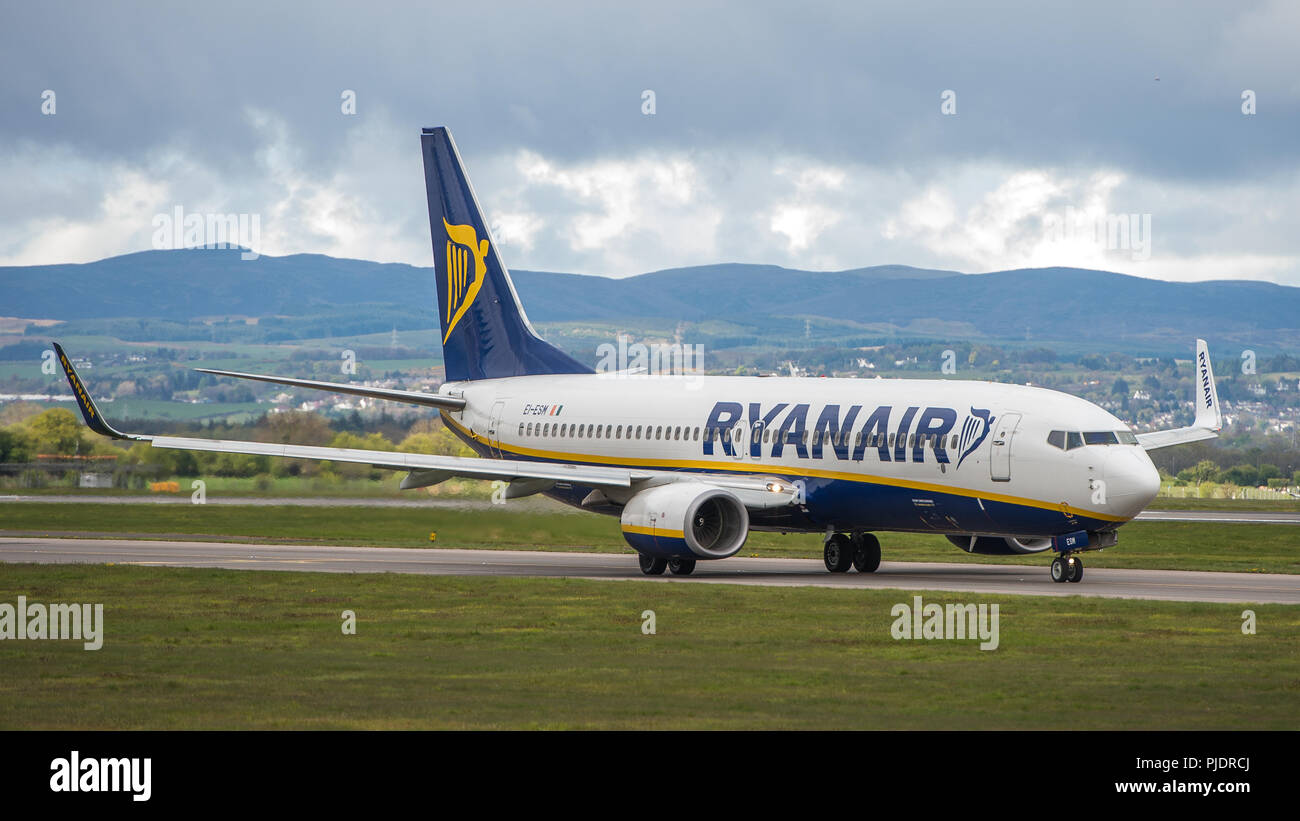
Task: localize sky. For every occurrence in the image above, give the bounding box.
[2,0,1299,284]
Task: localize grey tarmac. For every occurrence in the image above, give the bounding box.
[2,495,1298,523]
[2,536,1297,604]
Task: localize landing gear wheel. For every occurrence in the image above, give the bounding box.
[1050,556,1068,583]
[823,533,854,573]
[668,558,696,576]
[1067,557,1084,583]
[638,554,667,576]
[852,532,881,573]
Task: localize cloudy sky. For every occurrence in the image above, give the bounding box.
[2,1,1299,284]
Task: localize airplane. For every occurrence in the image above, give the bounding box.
[53,126,1224,583]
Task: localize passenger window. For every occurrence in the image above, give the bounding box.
[518,423,524,436]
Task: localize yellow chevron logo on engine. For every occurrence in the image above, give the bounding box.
[443,219,490,343]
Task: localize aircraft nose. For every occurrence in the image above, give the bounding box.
[1102,447,1160,519]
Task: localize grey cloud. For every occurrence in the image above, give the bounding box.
[1,1,1298,283]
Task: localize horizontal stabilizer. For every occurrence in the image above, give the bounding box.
[194,368,467,411]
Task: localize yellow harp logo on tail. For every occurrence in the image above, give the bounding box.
[442,218,490,343]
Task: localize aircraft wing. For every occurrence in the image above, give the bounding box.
[1136,338,1224,451]
[53,343,798,508]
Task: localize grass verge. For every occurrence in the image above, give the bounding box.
[1,563,1295,730]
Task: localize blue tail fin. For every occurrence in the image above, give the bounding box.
[420,127,591,381]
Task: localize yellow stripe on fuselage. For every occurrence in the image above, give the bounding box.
[440,413,1126,523]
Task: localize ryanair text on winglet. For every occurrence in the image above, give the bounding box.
[60,351,96,421]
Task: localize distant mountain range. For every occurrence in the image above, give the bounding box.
[3,249,1298,349]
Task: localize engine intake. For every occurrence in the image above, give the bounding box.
[620,483,750,559]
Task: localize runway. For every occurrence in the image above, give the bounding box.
[3,495,1299,523]
[2,536,1297,604]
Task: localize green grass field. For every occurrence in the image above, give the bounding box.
[1149,496,1300,512]
[0,563,1294,730]
[2,501,1298,574]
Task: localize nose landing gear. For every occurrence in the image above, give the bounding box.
[1050,554,1084,583]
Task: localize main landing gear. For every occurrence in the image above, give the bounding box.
[638,555,696,576]
[1050,554,1084,583]
[824,532,881,574]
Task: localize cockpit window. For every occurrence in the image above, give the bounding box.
[1050,428,1133,449]
[1083,431,1119,445]
[1050,429,1140,449]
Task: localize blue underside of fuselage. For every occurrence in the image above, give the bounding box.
[443,419,1114,538]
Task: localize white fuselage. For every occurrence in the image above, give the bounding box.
[439,373,1160,538]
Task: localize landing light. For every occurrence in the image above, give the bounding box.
[766,482,786,493]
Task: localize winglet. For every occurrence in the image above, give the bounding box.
[1192,338,1222,431]
[51,342,139,440]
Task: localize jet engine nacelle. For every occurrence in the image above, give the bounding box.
[620,483,750,559]
[946,535,1054,555]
